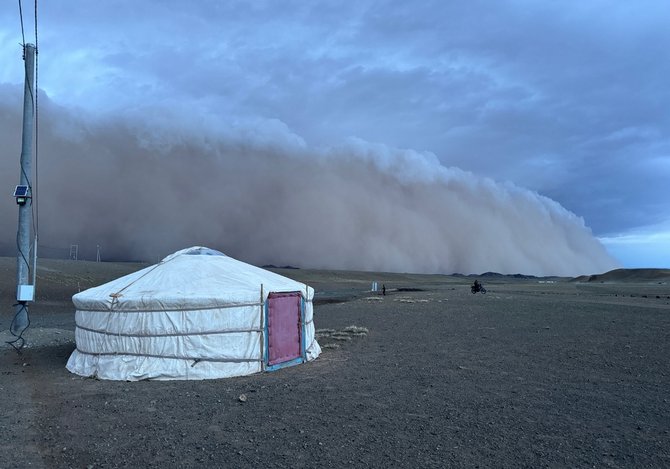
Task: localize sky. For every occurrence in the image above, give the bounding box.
[0,1,668,273]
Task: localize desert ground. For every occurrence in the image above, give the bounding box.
[1,258,670,468]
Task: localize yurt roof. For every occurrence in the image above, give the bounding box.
[73,247,312,311]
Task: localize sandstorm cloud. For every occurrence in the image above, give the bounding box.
[0,91,618,276]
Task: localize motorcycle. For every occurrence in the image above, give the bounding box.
[471,283,487,294]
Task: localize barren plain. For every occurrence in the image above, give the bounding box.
[1,258,669,468]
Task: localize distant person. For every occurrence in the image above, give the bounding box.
[382,284,386,296]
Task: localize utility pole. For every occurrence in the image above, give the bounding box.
[11,43,36,339]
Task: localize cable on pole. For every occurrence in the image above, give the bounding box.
[6,303,30,352]
[17,0,26,48]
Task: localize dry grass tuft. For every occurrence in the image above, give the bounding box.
[320,343,341,350]
[342,325,369,335]
[317,324,368,350]
[394,297,429,303]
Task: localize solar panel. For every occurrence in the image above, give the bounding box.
[13,185,29,197]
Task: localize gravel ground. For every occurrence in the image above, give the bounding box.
[1,259,670,468]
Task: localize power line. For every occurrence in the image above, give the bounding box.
[17,0,25,47]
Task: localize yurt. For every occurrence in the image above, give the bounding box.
[66,247,321,380]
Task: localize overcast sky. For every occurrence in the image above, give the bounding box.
[1,1,669,268]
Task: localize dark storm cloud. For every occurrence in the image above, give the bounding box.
[1,0,668,267]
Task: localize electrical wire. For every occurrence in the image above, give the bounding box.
[17,0,26,48]
[16,231,30,274]
[6,303,31,353]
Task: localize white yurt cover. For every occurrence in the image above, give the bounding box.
[66,247,320,380]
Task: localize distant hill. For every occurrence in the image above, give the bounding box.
[451,272,549,280]
[572,268,670,283]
